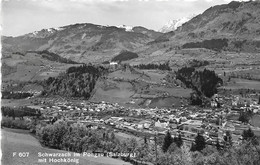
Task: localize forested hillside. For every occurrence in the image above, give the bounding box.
[27,50,79,64]
[182,39,228,51]
[134,62,171,71]
[175,67,223,105]
[42,64,107,98]
[111,51,138,62]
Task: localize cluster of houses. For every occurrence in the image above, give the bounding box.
[40,101,123,119]
[38,93,260,147]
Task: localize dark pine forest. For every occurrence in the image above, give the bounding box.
[42,64,107,98]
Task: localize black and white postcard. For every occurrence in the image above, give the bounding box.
[1,0,260,165]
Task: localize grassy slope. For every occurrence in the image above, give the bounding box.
[223,78,260,89]
[2,53,80,82]
[90,68,191,108]
[1,128,131,165]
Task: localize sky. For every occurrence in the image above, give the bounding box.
[1,0,246,36]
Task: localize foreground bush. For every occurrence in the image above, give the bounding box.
[36,121,123,153]
[1,106,41,119]
[1,117,30,130]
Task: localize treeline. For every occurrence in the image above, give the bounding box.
[111,51,138,62]
[182,38,228,51]
[36,121,139,155]
[42,64,107,98]
[38,121,259,165]
[1,106,41,119]
[189,59,209,68]
[156,129,260,165]
[1,117,29,130]
[182,38,260,52]
[1,91,33,99]
[148,31,174,44]
[229,72,260,81]
[134,62,171,71]
[229,40,260,52]
[175,67,223,105]
[1,106,41,130]
[27,50,79,64]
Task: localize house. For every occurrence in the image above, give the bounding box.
[110,62,118,65]
[137,124,143,129]
[237,98,251,107]
[211,100,218,107]
[139,120,152,129]
[154,120,168,128]
[181,120,202,127]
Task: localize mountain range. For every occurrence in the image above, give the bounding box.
[160,1,260,43]
[2,23,162,63]
[2,1,260,64]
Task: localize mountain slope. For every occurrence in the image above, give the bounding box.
[2,23,162,63]
[2,1,260,66]
[153,1,260,44]
[175,1,260,40]
[130,1,260,65]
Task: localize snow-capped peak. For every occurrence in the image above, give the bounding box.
[159,14,196,33]
[53,27,65,31]
[116,25,133,32]
[26,27,66,38]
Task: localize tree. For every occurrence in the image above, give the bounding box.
[190,92,203,105]
[180,145,193,165]
[110,132,115,141]
[162,131,173,152]
[242,128,258,145]
[127,138,138,155]
[242,128,255,140]
[238,112,249,123]
[144,136,148,144]
[223,131,232,146]
[167,142,178,153]
[190,142,196,152]
[193,133,206,151]
[216,139,221,150]
[27,118,39,133]
[137,142,149,163]
[174,133,183,148]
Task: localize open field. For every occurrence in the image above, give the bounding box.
[1,99,34,107]
[108,69,148,81]
[141,70,166,82]
[250,115,260,128]
[149,96,189,108]
[1,128,131,165]
[115,132,143,143]
[2,53,80,82]
[21,84,44,92]
[152,86,192,98]
[91,79,135,106]
[91,67,191,108]
[226,113,240,121]
[222,78,260,89]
